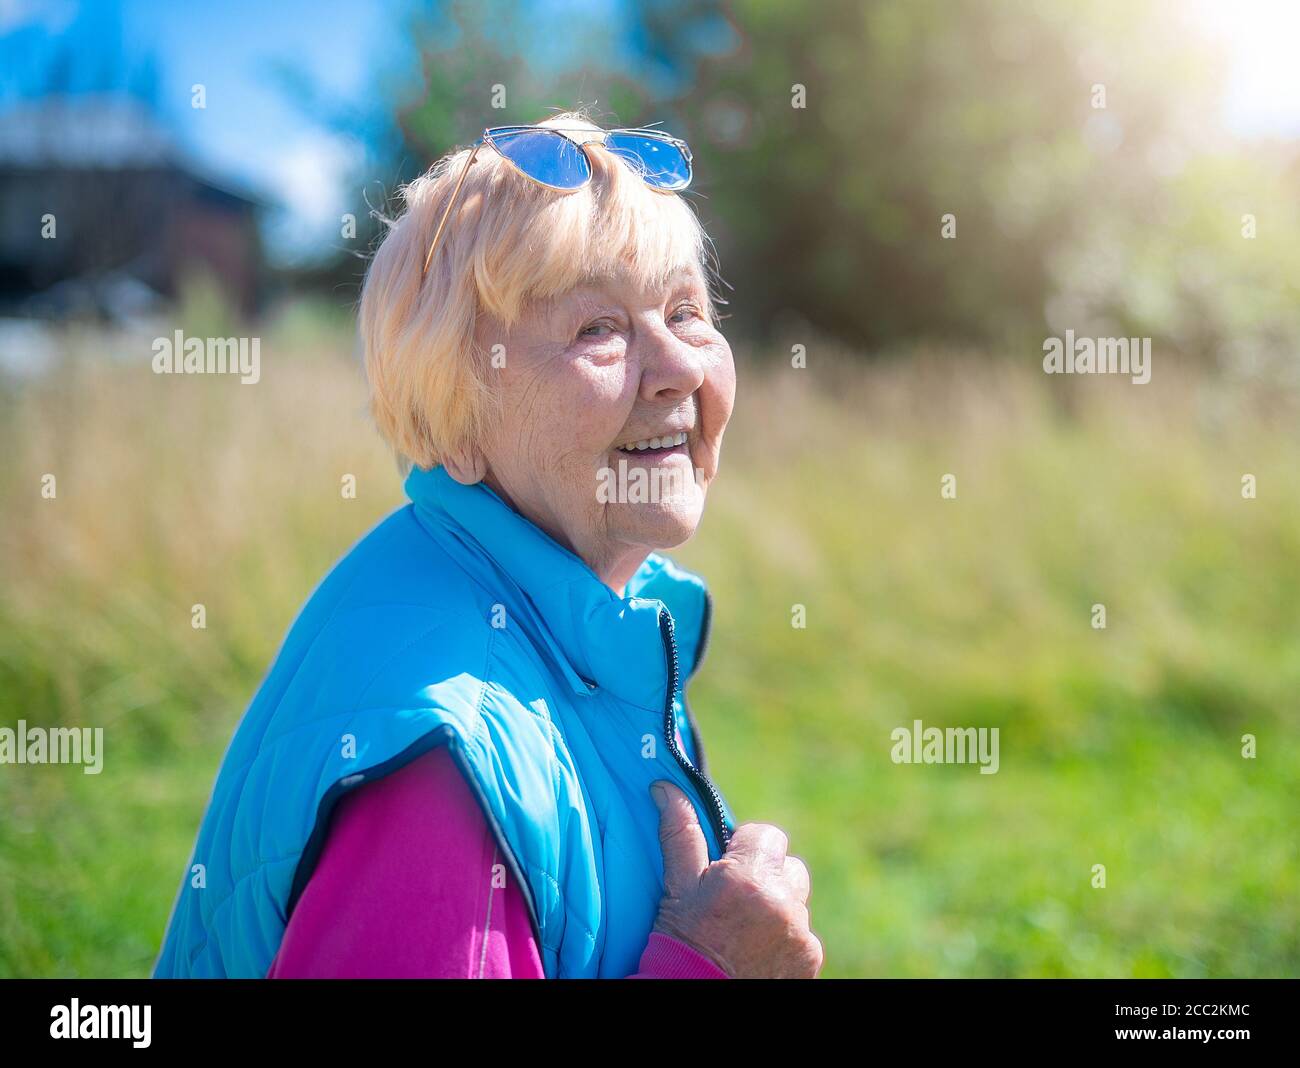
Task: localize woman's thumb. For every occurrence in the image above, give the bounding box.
[650,780,710,892]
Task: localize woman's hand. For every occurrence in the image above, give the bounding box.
[649,781,823,978]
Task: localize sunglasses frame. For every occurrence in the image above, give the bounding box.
[421,124,693,276]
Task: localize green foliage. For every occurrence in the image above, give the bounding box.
[678,0,1300,363]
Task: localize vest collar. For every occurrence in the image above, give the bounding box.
[405,463,699,712]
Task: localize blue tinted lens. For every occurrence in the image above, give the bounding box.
[488,129,591,189]
[604,132,692,190]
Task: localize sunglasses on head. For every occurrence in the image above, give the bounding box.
[422,123,694,275]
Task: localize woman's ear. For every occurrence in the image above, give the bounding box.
[442,442,487,485]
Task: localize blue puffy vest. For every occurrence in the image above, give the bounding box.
[152,463,737,978]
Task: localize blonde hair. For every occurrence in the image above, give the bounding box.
[358,109,716,471]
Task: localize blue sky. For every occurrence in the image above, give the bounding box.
[0,0,425,262]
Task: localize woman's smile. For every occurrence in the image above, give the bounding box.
[613,428,692,464]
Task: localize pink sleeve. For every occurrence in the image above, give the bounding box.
[626,932,729,978]
[266,745,727,979]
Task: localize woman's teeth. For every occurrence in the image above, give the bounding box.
[618,431,689,452]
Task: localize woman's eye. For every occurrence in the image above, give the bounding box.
[670,302,700,324]
[580,321,615,338]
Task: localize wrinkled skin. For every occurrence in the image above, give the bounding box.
[650,782,823,978]
[445,262,733,592]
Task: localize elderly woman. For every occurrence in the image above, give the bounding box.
[153,111,821,979]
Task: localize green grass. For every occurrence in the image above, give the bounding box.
[1,314,1297,977]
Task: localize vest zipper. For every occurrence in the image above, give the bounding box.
[657,608,733,852]
[683,587,713,776]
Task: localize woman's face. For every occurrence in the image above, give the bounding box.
[462,262,735,591]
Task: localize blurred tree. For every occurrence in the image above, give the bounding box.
[681,0,1297,361]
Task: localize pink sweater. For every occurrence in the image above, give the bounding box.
[266,746,728,979]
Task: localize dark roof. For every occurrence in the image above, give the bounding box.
[0,94,266,206]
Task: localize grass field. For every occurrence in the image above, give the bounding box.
[2,306,1297,978]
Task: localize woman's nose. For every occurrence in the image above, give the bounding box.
[637,327,705,403]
